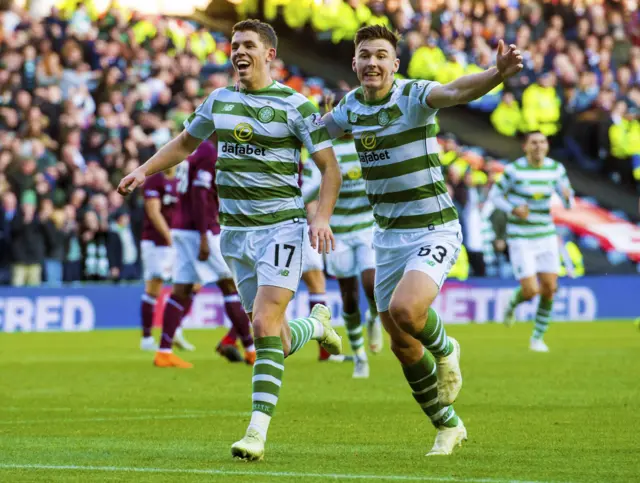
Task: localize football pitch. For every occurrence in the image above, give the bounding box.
[1,321,638,483]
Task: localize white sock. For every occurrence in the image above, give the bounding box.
[310,318,324,339]
[246,343,256,352]
[355,347,368,360]
[248,411,271,441]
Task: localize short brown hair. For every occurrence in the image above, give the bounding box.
[232,19,278,49]
[355,25,400,50]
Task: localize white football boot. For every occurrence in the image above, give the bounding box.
[231,428,265,461]
[529,337,550,353]
[426,420,467,456]
[173,327,196,352]
[140,336,157,351]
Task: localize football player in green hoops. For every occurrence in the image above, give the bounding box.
[323,25,523,456]
[118,19,343,461]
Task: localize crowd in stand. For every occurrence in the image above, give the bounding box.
[2,0,618,286]
[246,0,640,192]
[0,3,233,285]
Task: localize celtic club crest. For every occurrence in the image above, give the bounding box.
[258,106,275,123]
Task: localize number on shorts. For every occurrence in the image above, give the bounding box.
[274,244,296,268]
[418,245,448,264]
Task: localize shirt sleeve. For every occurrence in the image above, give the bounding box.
[555,163,575,209]
[143,175,161,199]
[292,99,333,155]
[411,79,441,115]
[183,90,217,140]
[329,95,351,132]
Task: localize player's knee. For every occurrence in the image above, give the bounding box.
[521,285,539,301]
[540,283,556,299]
[388,299,421,334]
[172,283,192,301]
[390,337,423,366]
[145,279,162,298]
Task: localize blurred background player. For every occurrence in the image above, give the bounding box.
[490,131,575,352]
[303,98,381,378]
[300,154,348,363]
[154,137,255,368]
[139,167,195,351]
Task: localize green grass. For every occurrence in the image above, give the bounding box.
[0,322,638,483]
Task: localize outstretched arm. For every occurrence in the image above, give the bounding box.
[426,40,523,109]
[118,131,201,195]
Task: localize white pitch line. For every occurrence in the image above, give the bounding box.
[0,411,248,426]
[0,463,564,483]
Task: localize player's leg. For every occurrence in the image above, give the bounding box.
[325,236,360,365]
[232,225,341,461]
[154,230,197,368]
[361,267,383,353]
[140,240,162,350]
[530,238,560,351]
[233,283,339,460]
[503,239,539,326]
[302,241,329,360]
[389,270,461,405]
[301,269,330,360]
[140,278,163,351]
[380,310,466,455]
[155,282,194,368]
[173,285,197,352]
[354,230,382,353]
[218,277,256,364]
[530,273,556,352]
[338,276,368,377]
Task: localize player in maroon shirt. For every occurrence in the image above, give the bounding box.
[154,136,255,368]
[140,168,189,351]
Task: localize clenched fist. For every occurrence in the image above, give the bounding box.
[117,168,146,196]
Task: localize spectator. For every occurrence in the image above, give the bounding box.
[0,192,18,284]
[62,204,83,283]
[10,191,45,286]
[79,210,110,282]
[608,100,640,187]
[41,201,66,285]
[491,92,522,137]
[108,208,139,281]
[521,71,562,139]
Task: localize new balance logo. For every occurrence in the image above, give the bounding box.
[222,104,234,112]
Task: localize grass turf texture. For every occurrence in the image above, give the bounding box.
[0,322,638,483]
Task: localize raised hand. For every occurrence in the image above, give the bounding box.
[496,40,524,80]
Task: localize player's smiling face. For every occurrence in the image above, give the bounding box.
[231,31,275,86]
[354,39,399,93]
[524,133,549,164]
